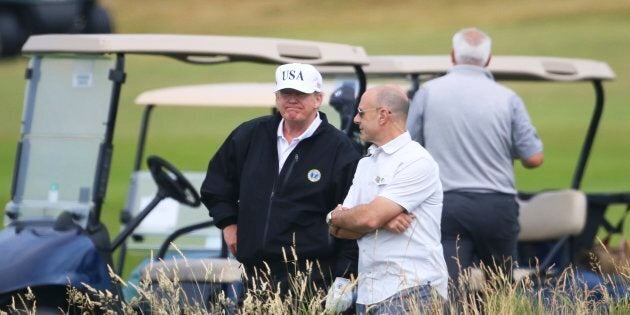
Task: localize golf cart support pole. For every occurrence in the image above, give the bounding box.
[133,104,155,171]
[564,80,605,266]
[7,59,41,206]
[346,65,366,138]
[116,104,155,272]
[91,53,126,229]
[409,74,420,97]
[571,80,604,190]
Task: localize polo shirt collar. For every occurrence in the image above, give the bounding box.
[277,112,322,141]
[450,64,494,80]
[367,131,412,156]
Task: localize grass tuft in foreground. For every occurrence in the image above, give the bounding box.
[2,248,629,314]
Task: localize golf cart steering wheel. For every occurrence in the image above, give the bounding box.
[147,155,201,207]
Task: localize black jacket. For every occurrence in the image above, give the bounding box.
[201,112,361,277]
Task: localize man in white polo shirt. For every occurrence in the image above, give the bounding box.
[328,85,447,314]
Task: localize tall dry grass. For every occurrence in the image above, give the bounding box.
[2,245,629,315]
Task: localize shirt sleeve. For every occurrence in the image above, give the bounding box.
[379,156,440,213]
[342,177,358,208]
[510,95,543,159]
[342,156,368,208]
[407,88,428,145]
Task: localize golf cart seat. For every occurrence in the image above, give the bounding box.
[141,257,242,309]
[144,258,242,283]
[515,189,588,277]
[518,189,587,242]
[144,258,242,282]
[467,189,587,290]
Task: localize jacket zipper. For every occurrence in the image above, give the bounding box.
[280,153,299,191]
[262,153,299,249]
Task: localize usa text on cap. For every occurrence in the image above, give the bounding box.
[274,63,323,93]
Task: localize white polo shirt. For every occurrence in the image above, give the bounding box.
[343,131,448,304]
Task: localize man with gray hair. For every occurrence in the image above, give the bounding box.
[407,28,544,287]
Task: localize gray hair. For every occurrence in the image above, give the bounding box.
[452,27,492,66]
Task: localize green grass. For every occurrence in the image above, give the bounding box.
[1,0,630,277]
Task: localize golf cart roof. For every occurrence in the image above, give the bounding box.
[319,55,615,81]
[21,34,369,65]
[135,83,336,108]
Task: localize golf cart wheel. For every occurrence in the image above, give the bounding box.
[147,156,201,207]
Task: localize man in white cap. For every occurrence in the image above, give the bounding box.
[406,28,544,288]
[201,63,361,296]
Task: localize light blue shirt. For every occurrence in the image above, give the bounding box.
[343,132,448,304]
[407,65,543,194]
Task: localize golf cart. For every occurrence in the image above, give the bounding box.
[116,80,356,302]
[0,34,368,312]
[321,55,630,285]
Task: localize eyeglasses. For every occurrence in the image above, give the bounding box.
[356,107,382,117]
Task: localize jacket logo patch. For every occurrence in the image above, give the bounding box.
[307,169,321,182]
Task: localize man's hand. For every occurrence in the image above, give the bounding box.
[329,206,365,239]
[383,212,415,234]
[329,224,364,239]
[223,224,238,255]
[331,197,406,234]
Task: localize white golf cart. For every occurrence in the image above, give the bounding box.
[0,34,369,312]
[116,80,359,303]
[321,55,630,286]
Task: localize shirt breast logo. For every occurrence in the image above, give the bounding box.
[307,169,322,182]
[374,175,386,185]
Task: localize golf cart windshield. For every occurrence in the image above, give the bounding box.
[5,55,118,228]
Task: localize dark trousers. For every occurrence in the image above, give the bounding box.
[441,191,520,288]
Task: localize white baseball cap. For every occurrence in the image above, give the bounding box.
[274,63,323,93]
